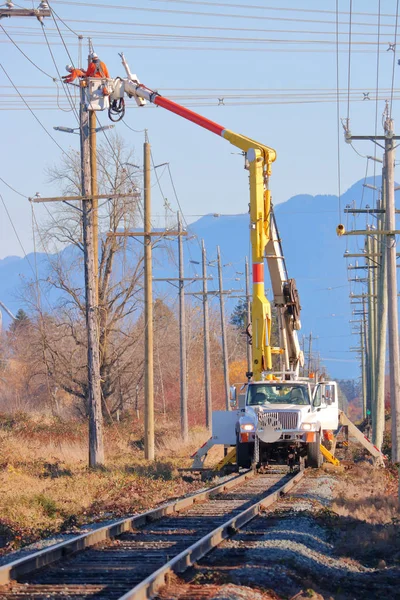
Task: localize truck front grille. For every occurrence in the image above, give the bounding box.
[259,410,299,430]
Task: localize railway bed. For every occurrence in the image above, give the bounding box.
[0,470,303,600]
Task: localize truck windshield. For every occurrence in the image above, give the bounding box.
[247,384,310,406]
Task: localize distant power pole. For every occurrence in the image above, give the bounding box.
[374,188,387,449]
[366,231,376,417]
[217,246,230,410]
[307,332,313,374]
[143,135,155,460]
[202,240,212,431]
[178,212,188,441]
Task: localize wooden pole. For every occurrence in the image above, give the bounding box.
[80,85,104,468]
[202,240,212,431]
[366,233,376,417]
[144,135,155,460]
[384,115,400,464]
[89,110,98,303]
[217,246,230,410]
[374,176,387,449]
[178,212,188,441]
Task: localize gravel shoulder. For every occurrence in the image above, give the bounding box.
[156,465,400,600]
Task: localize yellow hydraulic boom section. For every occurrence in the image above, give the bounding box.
[117,54,278,380]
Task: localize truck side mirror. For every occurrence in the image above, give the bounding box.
[230,385,237,407]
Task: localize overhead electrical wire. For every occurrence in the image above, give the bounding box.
[335,0,342,220]
[3,26,400,47]
[40,22,79,116]
[346,0,353,125]
[48,0,400,29]
[0,175,27,198]
[6,18,400,37]
[0,192,36,277]
[373,0,381,205]
[0,40,389,54]
[149,0,400,19]
[0,23,56,80]
[0,62,69,156]
[389,0,400,119]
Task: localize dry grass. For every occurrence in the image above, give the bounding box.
[0,413,219,554]
[328,461,400,566]
[332,462,399,524]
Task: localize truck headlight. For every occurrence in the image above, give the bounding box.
[301,423,313,430]
[241,423,255,432]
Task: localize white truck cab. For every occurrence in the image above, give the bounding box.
[232,379,338,468]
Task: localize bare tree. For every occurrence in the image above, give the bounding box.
[33,134,145,417]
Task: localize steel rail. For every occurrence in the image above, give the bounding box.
[119,470,304,600]
[0,469,255,586]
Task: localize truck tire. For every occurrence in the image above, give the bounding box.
[307,431,322,468]
[236,433,252,469]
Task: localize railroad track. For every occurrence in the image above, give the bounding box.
[0,469,303,599]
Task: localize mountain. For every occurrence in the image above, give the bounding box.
[0,178,382,379]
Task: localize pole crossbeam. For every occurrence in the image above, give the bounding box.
[0,8,50,18]
[109,231,186,237]
[31,193,137,203]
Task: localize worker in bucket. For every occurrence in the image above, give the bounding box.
[62,64,85,83]
[86,52,110,79]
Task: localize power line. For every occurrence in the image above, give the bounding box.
[6,18,400,37]
[0,192,35,276]
[336,0,342,219]
[3,27,400,46]
[373,0,381,199]
[48,0,400,29]
[0,175,27,198]
[346,0,353,125]
[0,62,69,156]
[148,0,400,19]
[40,22,80,117]
[389,0,400,119]
[0,23,56,80]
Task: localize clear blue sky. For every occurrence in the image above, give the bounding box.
[0,0,397,259]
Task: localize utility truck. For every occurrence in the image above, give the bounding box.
[232,379,338,469]
[72,54,340,469]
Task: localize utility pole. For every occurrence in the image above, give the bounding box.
[384,112,400,463]
[307,332,313,374]
[217,246,230,410]
[89,111,99,301]
[360,321,367,420]
[245,257,252,376]
[362,295,369,417]
[374,187,388,449]
[178,212,188,441]
[202,240,212,431]
[143,134,154,460]
[80,84,104,468]
[343,112,400,468]
[366,231,376,417]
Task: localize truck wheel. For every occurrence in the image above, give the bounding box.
[236,433,252,469]
[307,432,322,468]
